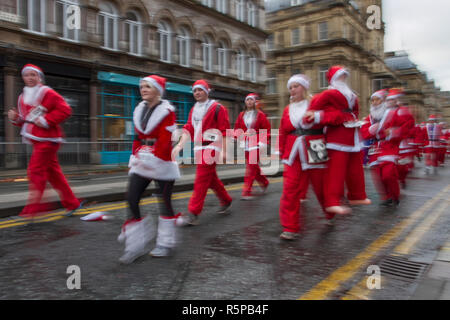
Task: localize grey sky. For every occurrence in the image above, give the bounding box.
[383,0,450,91]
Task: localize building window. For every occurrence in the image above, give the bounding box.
[267,34,274,50]
[55,0,80,41]
[202,35,214,72]
[249,54,258,82]
[372,79,384,92]
[125,11,142,55]
[202,0,214,8]
[236,49,247,80]
[266,75,277,94]
[236,0,246,22]
[291,28,300,46]
[217,41,228,76]
[216,0,227,13]
[19,0,46,33]
[98,1,119,50]
[158,21,172,63]
[247,2,257,27]
[291,0,302,5]
[177,27,191,67]
[319,65,329,89]
[318,21,328,41]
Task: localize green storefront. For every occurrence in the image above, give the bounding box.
[97,71,194,165]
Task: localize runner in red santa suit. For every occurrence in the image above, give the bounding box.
[234,93,270,200]
[437,121,447,166]
[367,88,414,206]
[410,122,427,163]
[424,114,442,174]
[8,64,82,218]
[118,75,181,263]
[361,89,389,202]
[395,101,416,189]
[278,75,349,240]
[303,66,371,215]
[172,79,232,226]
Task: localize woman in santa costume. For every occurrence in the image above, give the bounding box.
[234,93,271,200]
[8,64,82,218]
[118,75,180,263]
[303,66,371,215]
[278,75,348,240]
[172,79,233,226]
[423,114,443,174]
[364,88,414,206]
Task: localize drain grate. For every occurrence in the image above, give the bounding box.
[379,256,429,281]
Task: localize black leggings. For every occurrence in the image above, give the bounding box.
[127,174,175,220]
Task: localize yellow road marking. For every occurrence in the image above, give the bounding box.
[340,275,387,300]
[0,177,284,229]
[298,184,450,300]
[393,200,449,256]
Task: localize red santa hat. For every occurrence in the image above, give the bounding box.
[245,93,260,101]
[428,114,438,121]
[371,89,388,100]
[386,88,405,101]
[141,75,166,96]
[326,65,349,84]
[21,64,44,80]
[192,79,211,95]
[287,74,310,90]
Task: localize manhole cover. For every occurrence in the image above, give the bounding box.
[379,256,429,281]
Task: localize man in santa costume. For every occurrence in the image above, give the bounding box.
[361,89,388,201]
[172,79,232,226]
[8,64,82,218]
[424,114,443,174]
[304,66,371,215]
[234,93,271,200]
[437,121,447,166]
[395,102,416,189]
[118,75,181,263]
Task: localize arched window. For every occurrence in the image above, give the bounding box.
[55,0,80,41]
[125,11,142,55]
[236,48,246,80]
[98,1,119,50]
[217,41,228,76]
[158,21,172,63]
[202,35,214,72]
[177,27,191,67]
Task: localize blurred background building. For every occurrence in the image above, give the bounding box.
[0,0,267,168]
[263,0,449,123]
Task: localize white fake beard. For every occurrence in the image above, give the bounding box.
[370,103,386,122]
[23,85,40,105]
[330,80,356,108]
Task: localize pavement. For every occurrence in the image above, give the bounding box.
[0,161,284,218]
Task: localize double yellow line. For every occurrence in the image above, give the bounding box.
[299,184,450,300]
[0,177,284,230]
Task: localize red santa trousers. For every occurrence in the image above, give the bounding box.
[371,162,400,201]
[425,149,439,167]
[242,151,269,196]
[279,159,332,234]
[21,141,80,216]
[324,150,367,208]
[188,161,232,216]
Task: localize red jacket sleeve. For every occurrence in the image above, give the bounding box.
[41,90,72,127]
[307,94,355,126]
[182,108,195,140]
[217,105,230,136]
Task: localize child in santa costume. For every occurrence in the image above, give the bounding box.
[303,66,371,215]
[361,89,389,202]
[8,64,82,218]
[172,79,232,226]
[424,114,443,174]
[119,75,181,263]
[234,93,270,200]
[278,75,346,240]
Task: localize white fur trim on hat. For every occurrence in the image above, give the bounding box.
[330,68,349,84]
[142,77,164,96]
[21,66,44,79]
[287,75,310,90]
[192,84,210,94]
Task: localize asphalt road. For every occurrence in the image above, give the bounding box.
[0,164,448,300]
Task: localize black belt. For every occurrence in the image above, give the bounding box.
[290,128,323,136]
[202,141,214,146]
[139,139,157,146]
